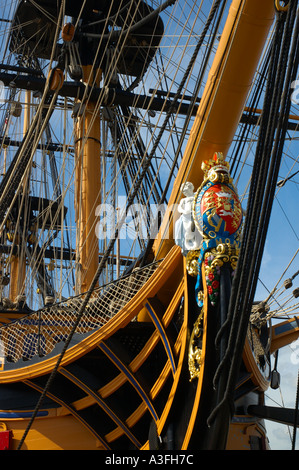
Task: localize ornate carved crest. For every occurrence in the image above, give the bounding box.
[191,152,243,308]
[193,152,243,242]
[186,153,243,381]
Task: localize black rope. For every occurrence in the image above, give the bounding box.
[214,7,286,381]
[208,0,299,427]
[88,0,224,277]
[229,46,271,179]
[0,92,57,226]
[140,0,227,266]
[17,0,225,449]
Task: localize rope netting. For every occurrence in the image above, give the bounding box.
[0,261,160,363]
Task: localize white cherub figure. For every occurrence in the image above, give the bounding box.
[175,182,201,255]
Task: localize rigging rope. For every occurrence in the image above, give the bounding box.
[251,248,299,324]
[140,0,227,266]
[208,0,299,427]
[16,0,225,448]
[0,1,65,231]
[229,44,272,179]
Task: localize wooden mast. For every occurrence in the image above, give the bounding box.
[153,0,275,259]
[75,66,102,293]
[9,90,31,303]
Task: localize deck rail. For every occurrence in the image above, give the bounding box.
[0,261,161,363]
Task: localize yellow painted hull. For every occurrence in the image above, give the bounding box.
[0,246,284,450]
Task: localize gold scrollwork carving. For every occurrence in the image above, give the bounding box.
[188,309,204,381]
[204,242,240,275]
[197,290,204,304]
[186,250,200,277]
[208,168,231,184]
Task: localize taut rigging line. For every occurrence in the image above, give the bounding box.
[208,0,299,429]
[16,0,225,449]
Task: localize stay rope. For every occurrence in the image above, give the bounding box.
[208,0,299,429]
[16,0,225,450]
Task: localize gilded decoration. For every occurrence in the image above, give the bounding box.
[175,153,243,380]
[186,250,200,277]
[191,152,243,308]
[188,309,204,381]
[197,242,240,306]
[192,153,243,241]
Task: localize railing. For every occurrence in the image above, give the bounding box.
[0,262,160,363]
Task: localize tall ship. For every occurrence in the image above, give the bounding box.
[0,0,298,450]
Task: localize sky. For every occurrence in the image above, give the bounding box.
[255,200,299,450]
[265,345,299,450]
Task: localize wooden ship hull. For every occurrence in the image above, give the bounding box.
[1,243,298,450]
[0,0,298,450]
